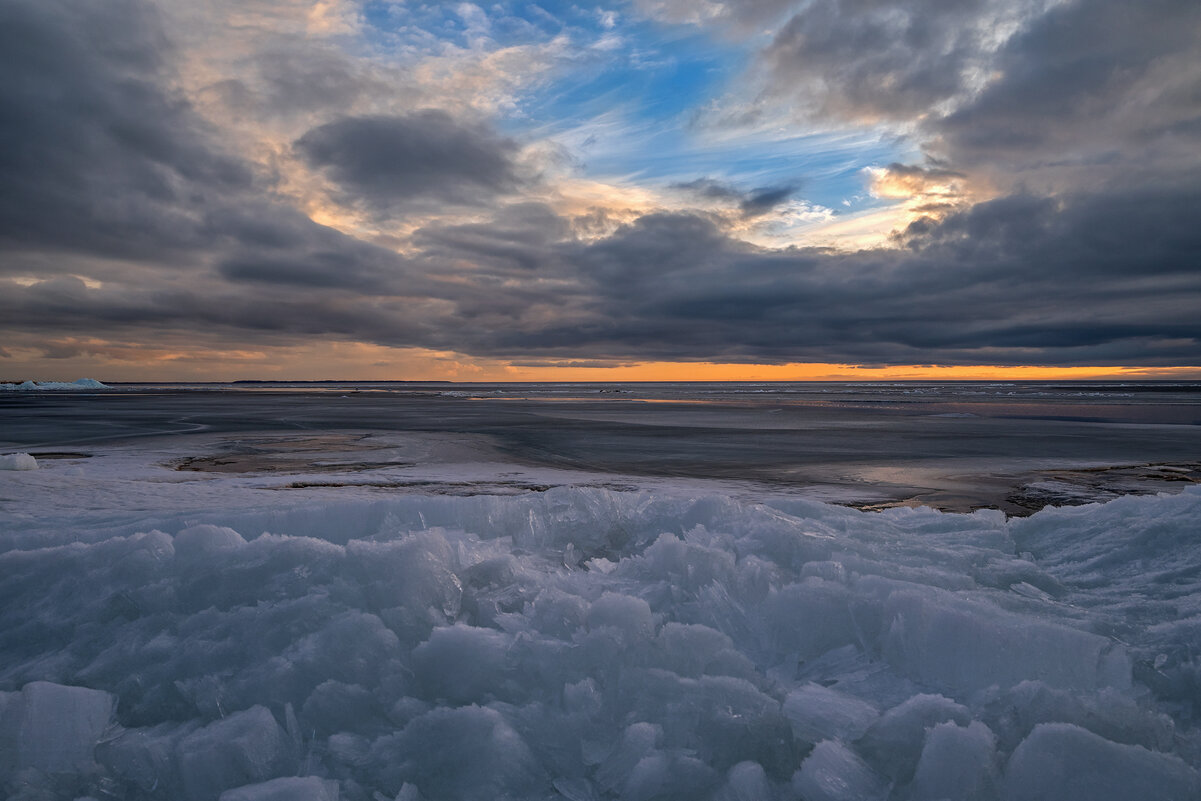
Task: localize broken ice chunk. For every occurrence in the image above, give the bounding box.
[218,776,340,801]
[176,706,296,801]
[369,705,540,800]
[714,761,773,801]
[883,589,1131,693]
[1004,723,1201,801]
[96,719,198,796]
[587,593,655,643]
[595,722,661,794]
[856,694,971,783]
[908,721,998,801]
[552,776,599,801]
[781,683,879,745]
[412,624,511,704]
[791,740,888,801]
[0,681,115,775]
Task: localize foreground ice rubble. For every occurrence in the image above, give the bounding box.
[1,486,1200,800]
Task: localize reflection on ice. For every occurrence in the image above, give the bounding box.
[1,484,1199,799]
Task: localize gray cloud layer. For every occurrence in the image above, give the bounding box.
[0,0,249,261]
[295,112,524,214]
[763,0,991,121]
[934,0,1201,186]
[400,186,1201,365]
[673,179,800,218]
[2,0,1199,370]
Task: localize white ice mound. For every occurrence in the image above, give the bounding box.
[0,377,108,390]
[0,452,37,470]
[173,524,248,561]
[0,682,115,777]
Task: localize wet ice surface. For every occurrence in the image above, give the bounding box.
[1,383,1200,800]
[3,381,1200,513]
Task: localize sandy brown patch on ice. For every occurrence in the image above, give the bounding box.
[167,431,499,475]
[843,461,1201,517]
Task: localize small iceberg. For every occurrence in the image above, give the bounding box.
[0,378,108,391]
[0,453,38,470]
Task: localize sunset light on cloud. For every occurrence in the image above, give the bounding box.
[2,0,1199,380]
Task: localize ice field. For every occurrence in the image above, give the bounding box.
[2,435,1200,801]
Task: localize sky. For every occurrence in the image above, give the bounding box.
[1,0,1199,381]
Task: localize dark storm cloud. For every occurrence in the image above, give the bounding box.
[219,252,386,291]
[0,0,429,341]
[0,0,406,283]
[253,47,367,116]
[931,0,1201,181]
[672,178,744,202]
[545,0,1201,367]
[896,187,1201,280]
[295,112,524,214]
[673,179,800,218]
[740,186,798,217]
[400,181,1201,366]
[207,204,418,293]
[411,203,571,274]
[199,46,370,129]
[761,0,988,121]
[0,0,249,261]
[4,186,1198,367]
[0,276,430,345]
[745,0,1201,186]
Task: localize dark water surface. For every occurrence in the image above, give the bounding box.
[3,381,1199,513]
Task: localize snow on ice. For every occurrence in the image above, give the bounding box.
[0,471,1200,800]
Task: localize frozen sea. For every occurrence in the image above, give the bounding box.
[1,381,1200,800]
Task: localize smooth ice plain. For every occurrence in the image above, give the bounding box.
[1,383,1200,800]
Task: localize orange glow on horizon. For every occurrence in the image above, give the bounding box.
[3,337,1199,383]
[490,361,1201,382]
